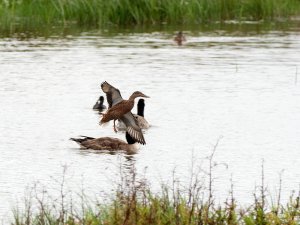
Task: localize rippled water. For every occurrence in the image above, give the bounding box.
[1,26,300,220]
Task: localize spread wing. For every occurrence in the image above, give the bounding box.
[121,113,146,145]
[101,81,123,108]
[101,81,146,145]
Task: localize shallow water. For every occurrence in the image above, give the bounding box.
[1,24,300,219]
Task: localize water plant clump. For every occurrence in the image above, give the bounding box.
[1,0,300,33]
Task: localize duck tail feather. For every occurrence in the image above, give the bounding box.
[70,137,84,144]
[99,114,110,127]
[99,120,109,127]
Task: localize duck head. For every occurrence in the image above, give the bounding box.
[129,91,149,100]
[99,96,104,103]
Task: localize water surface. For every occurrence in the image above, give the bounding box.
[1,24,300,219]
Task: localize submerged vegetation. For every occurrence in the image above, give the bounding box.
[1,0,300,33]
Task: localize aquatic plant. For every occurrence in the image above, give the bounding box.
[1,0,300,33]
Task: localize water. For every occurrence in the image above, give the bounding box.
[1,24,300,220]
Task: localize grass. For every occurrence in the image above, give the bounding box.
[11,165,300,225]
[1,0,300,34]
[10,144,300,225]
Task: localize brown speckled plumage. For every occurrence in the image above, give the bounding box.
[71,136,127,150]
[100,100,134,124]
[70,134,139,154]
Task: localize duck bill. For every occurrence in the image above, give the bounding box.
[142,94,150,98]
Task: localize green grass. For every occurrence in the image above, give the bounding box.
[1,0,300,33]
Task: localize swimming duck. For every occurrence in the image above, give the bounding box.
[101,81,147,145]
[93,96,107,111]
[100,85,149,134]
[174,31,186,46]
[118,99,150,130]
[70,132,139,154]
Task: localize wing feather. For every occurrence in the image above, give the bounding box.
[101,81,123,108]
[121,112,146,145]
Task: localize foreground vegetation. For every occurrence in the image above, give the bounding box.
[1,0,300,33]
[11,170,300,225]
[11,146,300,225]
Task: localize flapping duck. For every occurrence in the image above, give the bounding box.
[100,81,149,145]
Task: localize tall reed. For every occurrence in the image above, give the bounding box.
[1,0,300,33]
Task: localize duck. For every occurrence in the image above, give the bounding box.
[101,81,147,145]
[70,132,139,154]
[93,96,107,111]
[118,99,150,130]
[174,31,186,46]
[100,87,149,134]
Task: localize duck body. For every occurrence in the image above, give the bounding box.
[117,115,150,130]
[99,88,149,134]
[70,132,139,154]
[134,115,150,129]
[100,99,134,124]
